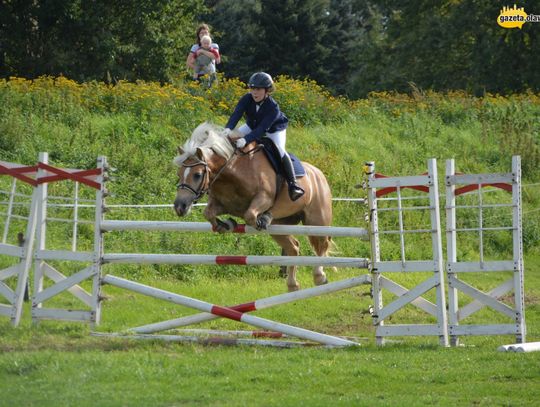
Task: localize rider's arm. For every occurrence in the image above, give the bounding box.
[244,102,280,144]
[225,94,250,130]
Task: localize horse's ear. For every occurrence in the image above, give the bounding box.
[196,147,207,161]
[177,146,185,155]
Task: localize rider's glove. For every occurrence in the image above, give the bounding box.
[222,128,232,137]
[236,138,247,148]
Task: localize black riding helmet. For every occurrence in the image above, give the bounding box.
[248,72,274,92]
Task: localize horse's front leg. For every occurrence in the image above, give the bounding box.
[242,192,274,230]
[203,198,234,233]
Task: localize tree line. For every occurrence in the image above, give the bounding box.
[1,0,539,98]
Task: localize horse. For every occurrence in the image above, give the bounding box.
[173,122,335,292]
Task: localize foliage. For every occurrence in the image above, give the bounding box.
[0,0,206,82]
[349,1,540,97]
[2,2,539,97]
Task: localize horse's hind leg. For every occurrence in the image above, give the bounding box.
[271,235,300,292]
[308,236,334,286]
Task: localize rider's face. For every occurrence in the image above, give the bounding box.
[250,87,267,103]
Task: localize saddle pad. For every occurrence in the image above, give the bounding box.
[260,138,306,178]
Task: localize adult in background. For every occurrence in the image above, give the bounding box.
[186,24,220,84]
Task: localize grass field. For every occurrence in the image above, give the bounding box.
[1,262,539,406]
[1,77,539,406]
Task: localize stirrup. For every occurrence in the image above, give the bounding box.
[288,185,305,201]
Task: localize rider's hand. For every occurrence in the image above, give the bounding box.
[236,138,247,149]
[222,128,232,138]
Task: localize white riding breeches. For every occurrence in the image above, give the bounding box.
[237,124,286,157]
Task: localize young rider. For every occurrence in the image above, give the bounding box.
[222,72,305,201]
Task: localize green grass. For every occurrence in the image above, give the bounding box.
[1,344,539,406]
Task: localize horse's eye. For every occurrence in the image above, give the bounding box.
[193,173,202,181]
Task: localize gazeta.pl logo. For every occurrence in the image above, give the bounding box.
[498,4,540,28]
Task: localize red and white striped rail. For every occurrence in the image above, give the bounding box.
[100,220,369,238]
[102,275,359,347]
[102,253,369,267]
[131,274,371,334]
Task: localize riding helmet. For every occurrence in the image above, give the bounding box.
[248,72,274,90]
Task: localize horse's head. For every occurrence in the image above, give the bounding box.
[172,123,235,216]
[173,146,210,216]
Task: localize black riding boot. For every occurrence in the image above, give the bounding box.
[281,153,305,201]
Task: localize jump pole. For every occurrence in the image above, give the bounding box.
[101,220,369,239]
[130,274,372,334]
[102,253,369,268]
[102,274,359,347]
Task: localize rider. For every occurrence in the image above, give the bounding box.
[222,72,305,201]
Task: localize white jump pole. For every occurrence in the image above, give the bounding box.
[101,220,369,239]
[102,274,359,347]
[131,274,372,334]
[498,342,540,353]
[102,253,369,268]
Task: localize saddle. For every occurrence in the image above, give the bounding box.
[259,138,306,178]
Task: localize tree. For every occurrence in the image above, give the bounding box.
[204,0,261,81]
[257,0,331,83]
[347,0,540,97]
[0,0,205,82]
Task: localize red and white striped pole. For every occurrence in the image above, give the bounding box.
[131,275,371,334]
[102,253,369,268]
[102,275,359,347]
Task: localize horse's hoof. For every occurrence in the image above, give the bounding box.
[287,284,300,292]
[256,212,273,230]
[215,218,233,233]
[315,277,328,286]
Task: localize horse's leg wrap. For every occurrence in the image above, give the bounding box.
[215,217,236,233]
[256,211,273,230]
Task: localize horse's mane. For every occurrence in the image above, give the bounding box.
[173,122,235,166]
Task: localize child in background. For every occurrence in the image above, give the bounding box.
[193,35,220,85]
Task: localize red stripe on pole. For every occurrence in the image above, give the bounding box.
[231,302,257,313]
[252,331,284,338]
[376,185,429,197]
[215,256,247,265]
[374,172,430,197]
[454,183,511,196]
[233,224,246,233]
[211,305,243,321]
[37,163,102,189]
[0,164,39,186]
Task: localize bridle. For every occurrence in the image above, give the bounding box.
[176,149,238,203]
[176,158,210,203]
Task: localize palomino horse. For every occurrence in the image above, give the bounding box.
[173,123,335,292]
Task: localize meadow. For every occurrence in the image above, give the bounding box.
[0,76,539,406]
